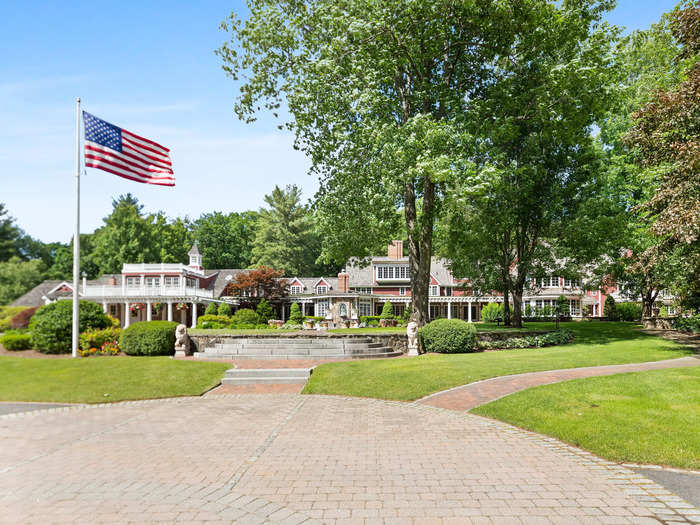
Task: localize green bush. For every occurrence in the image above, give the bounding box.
[0,332,32,350]
[256,298,275,323]
[360,315,381,326]
[481,303,504,323]
[556,295,569,317]
[380,301,395,320]
[304,315,323,322]
[604,295,618,320]
[232,308,259,325]
[281,321,302,330]
[255,323,272,330]
[29,300,111,354]
[217,302,233,316]
[617,302,642,322]
[479,329,574,350]
[119,321,178,356]
[419,319,478,353]
[0,306,28,332]
[205,302,218,315]
[289,302,304,324]
[672,315,700,333]
[79,327,122,351]
[233,322,257,330]
[196,314,232,329]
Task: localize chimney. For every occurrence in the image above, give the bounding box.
[387,240,403,260]
[338,270,349,293]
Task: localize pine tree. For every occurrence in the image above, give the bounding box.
[604,295,618,321]
[205,303,218,315]
[289,302,304,324]
[217,303,232,317]
[256,298,274,323]
[380,301,395,320]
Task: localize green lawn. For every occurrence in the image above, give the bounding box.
[303,322,694,401]
[473,367,700,470]
[0,356,231,403]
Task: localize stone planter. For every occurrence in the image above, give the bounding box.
[379,319,398,327]
[304,320,314,330]
[268,319,284,328]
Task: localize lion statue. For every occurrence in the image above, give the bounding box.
[174,324,191,356]
[406,321,419,356]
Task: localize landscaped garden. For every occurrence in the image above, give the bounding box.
[473,366,700,470]
[302,322,694,400]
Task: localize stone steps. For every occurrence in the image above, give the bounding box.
[221,367,312,385]
[196,350,403,361]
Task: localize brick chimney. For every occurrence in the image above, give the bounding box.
[338,270,350,293]
[387,240,403,260]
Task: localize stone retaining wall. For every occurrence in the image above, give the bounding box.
[642,317,677,330]
[477,330,552,342]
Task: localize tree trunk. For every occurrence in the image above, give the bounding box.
[642,288,658,317]
[404,178,435,326]
[503,288,511,326]
[512,286,524,328]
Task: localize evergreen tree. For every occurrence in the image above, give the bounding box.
[217,303,232,316]
[205,302,218,315]
[604,295,618,321]
[0,203,22,262]
[256,298,274,323]
[380,301,395,320]
[289,302,304,324]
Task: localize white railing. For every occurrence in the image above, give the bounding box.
[121,263,204,275]
[83,285,214,299]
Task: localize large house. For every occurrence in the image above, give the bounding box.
[13,241,646,327]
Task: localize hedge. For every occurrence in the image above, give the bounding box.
[119,321,178,356]
[29,300,112,354]
[0,332,32,350]
[672,315,700,334]
[617,302,642,322]
[79,327,122,351]
[232,308,259,325]
[360,315,381,326]
[196,314,232,329]
[419,319,478,353]
[479,329,574,350]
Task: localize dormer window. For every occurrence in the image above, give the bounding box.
[290,285,302,295]
[316,285,327,295]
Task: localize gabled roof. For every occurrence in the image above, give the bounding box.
[188,242,201,256]
[10,280,64,307]
[207,269,247,297]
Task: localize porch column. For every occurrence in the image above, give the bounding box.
[102,301,108,313]
[181,308,186,324]
[146,301,152,322]
[468,301,472,322]
[124,302,130,328]
[282,305,286,322]
[191,302,198,328]
[167,302,173,322]
[447,301,452,319]
[301,302,305,316]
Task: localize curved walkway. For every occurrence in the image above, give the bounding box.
[1,394,698,524]
[417,356,700,411]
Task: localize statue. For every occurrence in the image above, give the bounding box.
[406,321,419,356]
[174,324,191,357]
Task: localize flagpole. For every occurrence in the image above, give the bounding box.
[72,97,81,359]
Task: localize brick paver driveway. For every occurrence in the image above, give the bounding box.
[1,395,697,524]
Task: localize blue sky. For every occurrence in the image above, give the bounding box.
[0,0,679,243]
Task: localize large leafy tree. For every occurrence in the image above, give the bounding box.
[224,266,288,309]
[251,185,332,276]
[152,214,193,264]
[191,211,258,269]
[219,0,516,324]
[0,257,46,305]
[0,203,24,262]
[441,0,619,326]
[91,194,158,274]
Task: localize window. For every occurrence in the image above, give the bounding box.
[569,299,581,316]
[353,287,372,295]
[429,285,439,296]
[316,299,329,317]
[145,277,160,288]
[164,276,179,288]
[316,285,327,295]
[399,287,407,296]
[359,301,372,316]
[564,278,580,288]
[186,277,197,288]
[290,285,302,295]
[445,287,453,297]
[541,276,560,287]
[376,265,410,280]
[126,277,140,288]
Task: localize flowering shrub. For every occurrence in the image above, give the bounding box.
[79,327,122,351]
[30,300,111,354]
[78,340,120,357]
[479,329,574,350]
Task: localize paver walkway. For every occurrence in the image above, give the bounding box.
[1,394,698,524]
[417,356,700,411]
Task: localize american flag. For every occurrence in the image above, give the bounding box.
[82,111,175,186]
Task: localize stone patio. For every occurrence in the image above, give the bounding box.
[1,394,697,524]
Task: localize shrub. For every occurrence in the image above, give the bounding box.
[78,340,120,357]
[29,300,111,354]
[360,315,381,325]
[281,321,303,330]
[479,329,574,350]
[232,308,259,325]
[304,315,323,322]
[380,301,395,320]
[256,298,274,323]
[119,321,178,356]
[106,314,121,327]
[254,323,272,330]
[205,302,218,315]
[672,315,700,333]
[556,295,569,317]
[418,319,478,353]
[289,302,304,324]
[481,303,504,323]
[617,302,642,322]
[0,332,32,350]
[604,295,618,320]
[217,302,233,316]
[9,306,38,329]
[0,306,28,332]
[79,327,122,351]
[196,314,232,329]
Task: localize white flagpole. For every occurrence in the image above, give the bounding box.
[71,97,81,358]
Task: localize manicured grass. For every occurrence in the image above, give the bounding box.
[303,322,694,401]
[473,367,700,470]
[0,356,231,403]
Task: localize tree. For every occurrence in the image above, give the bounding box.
[219,0,518,325]
[0,257,47,305]
[205,302,218,315]
[191,211,258,269]
[380,301,394,320]
[91,194,157,274]
[217,302,233,316]
[251,185,323,276]
[153,214,192,264]
[47,234,99,280]
[224,266,288,304]
[256,298,274,323]
[441,1,619,327]
[289,302,303,324]
[0,203,22,262]
[604,295,618,320]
